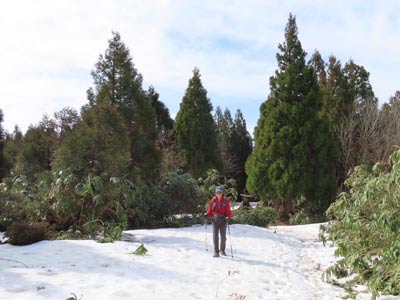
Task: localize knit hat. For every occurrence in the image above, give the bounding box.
[215,186,223,193]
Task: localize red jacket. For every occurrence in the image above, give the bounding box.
[206,196,232,219]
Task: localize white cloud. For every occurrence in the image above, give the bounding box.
[0,0,399,134]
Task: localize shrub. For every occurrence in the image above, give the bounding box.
[289,195,327,225]
[232,203,276,227]
[322,149,400,299]
[0,181,39,226]
[157,169,204,219]
[6,222,47,245]
[198,169,237,203]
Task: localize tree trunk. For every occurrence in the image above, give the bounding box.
[283,194,294,221]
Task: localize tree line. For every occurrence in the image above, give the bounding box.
[1,15,400,235]
[0,32,252,236]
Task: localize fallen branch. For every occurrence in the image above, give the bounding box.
[0,258,29,268]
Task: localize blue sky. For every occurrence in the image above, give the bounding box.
[1,0,399,135]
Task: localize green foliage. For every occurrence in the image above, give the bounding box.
[232,203,276,227]
[14,116,58,181]
[215,107,253,192]
[53,107,80,141]
[157,169,204,219]
[7,171,135,235]
[52,100,131,179]
[215,107,235,178]
[1,173,128,236]
[231,109,253,191]
[133,243,148,255]
[5,222,47,245]
[246,14,335,219]
[2,126,23,178]
[309,52,381,190]
[309,53,353,125]
[147,86,174,132]
[343,59,377,116]
[322,149,400,298]
[174,68,221,178]
[0,175,51,225]
[89,31,160,180]
[198,168,237,203]
[0,188,26,228]
[289,194,327,225]
[91,221,125,243]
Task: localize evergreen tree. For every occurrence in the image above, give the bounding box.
[53,100,131,178]
[53,107,80,141]
[2,125,23,178]
[14,116,58,181]
[174,68,221,178]
[246,14,335,218]
[309,52,380,188]
[214,107,253,192]
[342,59,377,121]
[309,54,351,187]
[323,56,353,123]
[147,86,174,132]
[309,52,351,122]
[89,31,141,107]
[231,109,253,192]
[308,50,327,88]
[215,106,235,180]
[88,32,159,180]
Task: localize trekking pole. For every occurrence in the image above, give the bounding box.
[227,223,233,258]
[205,216,208,251]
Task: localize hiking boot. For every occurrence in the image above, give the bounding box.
[213,252,220,257]
[221,250,227,256]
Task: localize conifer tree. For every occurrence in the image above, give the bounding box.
[174,68,221,178]
[324,56,353,123]
[309,54,351,187]
[14,116,58,181]
[2,126,23,178]
[343,59,377,116]
[147,86,174,132]
[214,107,253,191]
[231,109,253,192]
[331,59,378,181]
[53,100,131,178]
[215,106,235,179]
[88,32,159,179]
[246,14,335,218]
[53,107,80,141]
[308,50,327,88]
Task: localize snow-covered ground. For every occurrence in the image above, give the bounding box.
[0,224,396,300]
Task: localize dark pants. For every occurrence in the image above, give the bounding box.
[213,215,227,253]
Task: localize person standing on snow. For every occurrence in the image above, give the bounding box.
[205,186,232,257]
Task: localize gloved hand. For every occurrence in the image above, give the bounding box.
[226,217,230,224]
[204,213,208,219]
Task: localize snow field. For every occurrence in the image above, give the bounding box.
[0,224,393,300]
